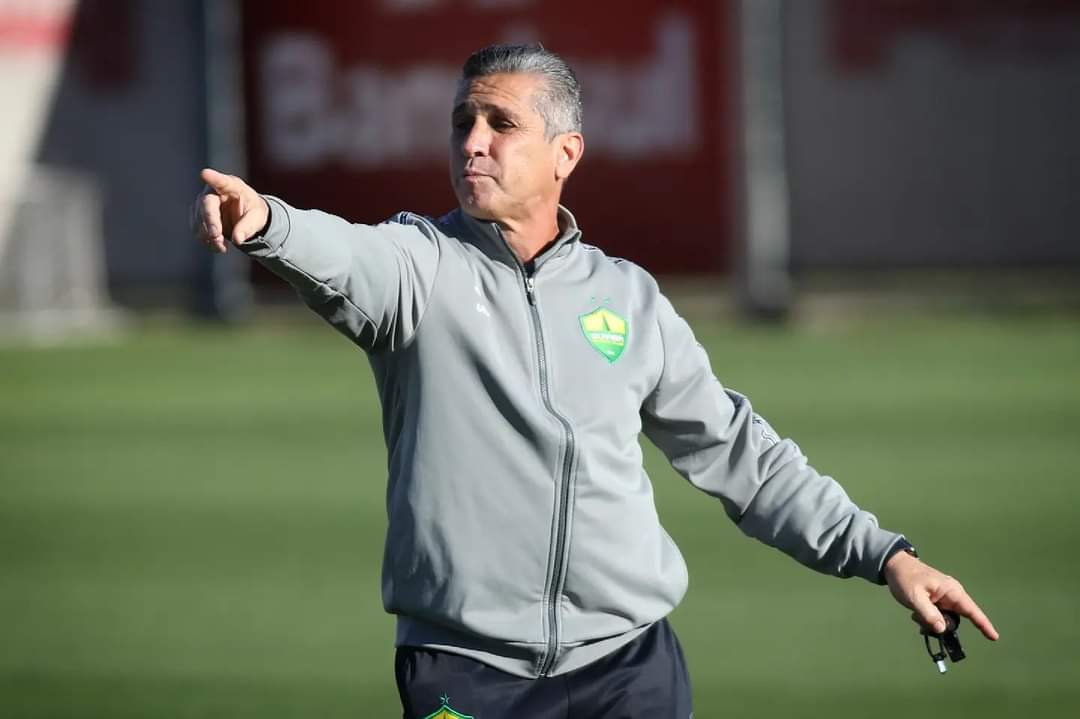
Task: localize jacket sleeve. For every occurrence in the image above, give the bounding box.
[640,293,901,583]
[240,196,440,352]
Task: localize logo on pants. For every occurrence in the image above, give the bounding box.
[422,694,473,719]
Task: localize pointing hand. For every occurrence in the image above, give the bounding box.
[883,551,999,641]
[191,168,269,254]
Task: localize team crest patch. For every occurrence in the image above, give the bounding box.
[421,695,473,719]
[579,307,628,363]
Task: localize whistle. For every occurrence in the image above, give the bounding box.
[921,610,965,674]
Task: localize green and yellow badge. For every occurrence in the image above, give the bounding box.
[579,307,628,363]
[422,695,473,719]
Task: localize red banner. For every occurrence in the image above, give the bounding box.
[240,0,735,274]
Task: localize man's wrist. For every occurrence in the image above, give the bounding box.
[252,197,272,239]
[880,537,918,582]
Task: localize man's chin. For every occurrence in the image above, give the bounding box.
[458,197,498,222]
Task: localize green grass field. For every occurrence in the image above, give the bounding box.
[2,308,1078,717]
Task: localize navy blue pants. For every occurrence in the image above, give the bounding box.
[395,619,693,718]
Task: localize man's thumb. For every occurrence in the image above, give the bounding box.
[912,594,946,634]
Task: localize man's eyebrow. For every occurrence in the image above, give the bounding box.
[452,100,519,119]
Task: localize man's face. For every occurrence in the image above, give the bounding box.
[449,72,565,223]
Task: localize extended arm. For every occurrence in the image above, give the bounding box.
[641,294,998,639]
[641,294,896,581]
[192,168,440,352]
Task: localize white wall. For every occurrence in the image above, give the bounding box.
[34,0,207,293]
[785,0,1080,267]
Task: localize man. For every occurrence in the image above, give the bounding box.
[193,44,997,718]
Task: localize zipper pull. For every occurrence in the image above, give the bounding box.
[525,275,536,304]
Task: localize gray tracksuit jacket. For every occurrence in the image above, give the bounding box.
[241,197,902,679]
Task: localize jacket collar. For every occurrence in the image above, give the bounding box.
[456,205,582,272]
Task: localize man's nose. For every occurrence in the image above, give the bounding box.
[461,120,491,157]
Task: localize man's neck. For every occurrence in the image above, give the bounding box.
[496,209,562,264]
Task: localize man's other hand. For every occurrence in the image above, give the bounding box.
[883,551,1000,641]
[192,168,269,254]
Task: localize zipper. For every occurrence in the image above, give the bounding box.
[495,228,576,677]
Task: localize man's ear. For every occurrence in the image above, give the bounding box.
[554,132,584,181]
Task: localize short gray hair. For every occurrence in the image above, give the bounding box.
[460,44,583,139]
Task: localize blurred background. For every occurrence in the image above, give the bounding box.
[1,0,1078,717]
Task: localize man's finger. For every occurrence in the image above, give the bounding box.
[938,591,1000,641]
[964,605,999,641]
[200,167,244,197]
[910,592,947,634]
[195,193,228,253]
[201,193,223,239]
[231,197,269,245]
[199,217,227,253]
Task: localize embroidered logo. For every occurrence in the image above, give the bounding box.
[579,306,628,363]
[421,694,473,719]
